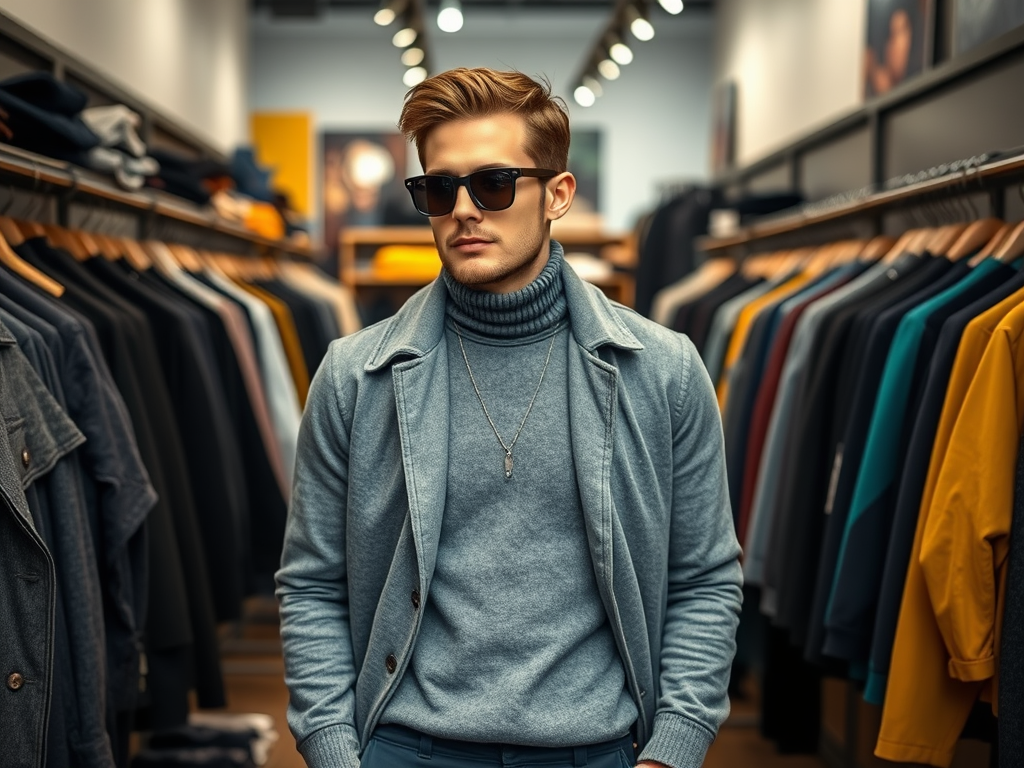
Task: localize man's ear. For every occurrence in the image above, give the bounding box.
[545,172,577,222]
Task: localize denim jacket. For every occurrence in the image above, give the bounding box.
[276,251,743,768]
[0,319,86,768]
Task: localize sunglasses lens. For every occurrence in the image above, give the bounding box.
[410,176,456,215]
[470,170,515,211]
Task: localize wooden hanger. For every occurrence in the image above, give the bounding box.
[881,228,922,263]
[945,218,1004,261]
[927,223,969,257]
[967,222,1012,267]
[167,243,204,272]
[119,238,152,271]
[14,219,47,240]
[993,219,1024,263]
[90,232,122,261]
[42,224,90,261]
[858,235,897,263]
[0,219,64,297]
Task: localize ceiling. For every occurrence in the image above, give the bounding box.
[252,0,713,16]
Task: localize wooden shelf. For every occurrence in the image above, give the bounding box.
[0,142,314,258]
[339,225,635,308]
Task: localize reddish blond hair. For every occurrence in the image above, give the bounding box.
[399,67,570,172]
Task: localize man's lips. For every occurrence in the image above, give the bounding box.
[450,237,493,251]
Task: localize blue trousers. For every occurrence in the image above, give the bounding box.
[361,725,636,768]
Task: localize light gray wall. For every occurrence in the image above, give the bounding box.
[250,7,715,232]
[713,0,867,167]
[0,0,249,153]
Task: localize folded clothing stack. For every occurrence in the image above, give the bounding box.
[0,72,161,190]
[81,104,160,190]
[130,713,279,768]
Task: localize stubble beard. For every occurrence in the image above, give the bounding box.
[441,217,548,291]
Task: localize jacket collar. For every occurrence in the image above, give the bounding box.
[365,241,643,372]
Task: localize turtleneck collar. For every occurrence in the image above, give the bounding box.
[443,240,568,339]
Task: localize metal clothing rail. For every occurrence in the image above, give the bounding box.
[697,150,1024,254]
[0,142,314,259]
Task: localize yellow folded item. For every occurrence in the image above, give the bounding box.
[372,244,443,281]
[245,201,286,241]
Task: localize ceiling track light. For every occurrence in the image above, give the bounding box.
[626,1,655,42]
[374,0,407,26]
[437,0,463,33]
[658,0,684,14]
[608,33,634,65]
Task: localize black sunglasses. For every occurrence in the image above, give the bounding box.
[405,167,558,216]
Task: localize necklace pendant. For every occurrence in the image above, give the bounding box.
[504,451,513,479]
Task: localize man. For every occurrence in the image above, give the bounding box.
[276,67,742,768]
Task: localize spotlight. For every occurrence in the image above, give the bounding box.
[403,66,428,87]
[392,26,417,47]
[374,0,406,25]
[630,17,654,41]
[437,0,463,33]
[598,58,621,80]
[574,84,596,107]
[658,0,684,13]
[583,75,603,97]
[401,46,425,66]
[609,39,633,65]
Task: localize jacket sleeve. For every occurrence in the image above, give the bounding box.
[638,335,744,768]
[920,325,1019,683]
[275,348,362,768]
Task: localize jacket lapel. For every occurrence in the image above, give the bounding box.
[392,343,449,592]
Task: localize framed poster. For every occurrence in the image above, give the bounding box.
[321,131,420,255]
[954,0,1024,55]
[863,0,936,99]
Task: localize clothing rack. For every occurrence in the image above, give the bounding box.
[698,149,1024,256]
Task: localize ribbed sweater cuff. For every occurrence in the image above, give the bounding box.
[637,714,715,768]
[297,724,361,768]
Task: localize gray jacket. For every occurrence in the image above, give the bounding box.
[276,255,743,768]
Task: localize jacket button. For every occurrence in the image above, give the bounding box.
[20,448,29,468]
[385,654,397,674]
[7,672,24,691]
[411,590,420,609]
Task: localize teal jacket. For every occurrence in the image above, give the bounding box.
[275,250,743,768]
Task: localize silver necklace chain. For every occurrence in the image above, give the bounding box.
[453,321,556,479]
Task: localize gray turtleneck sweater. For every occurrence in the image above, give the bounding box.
[382,247,638,745]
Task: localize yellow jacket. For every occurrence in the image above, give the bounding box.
[877,283,1024,766]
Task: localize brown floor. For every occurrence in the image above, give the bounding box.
[204,599,827,768]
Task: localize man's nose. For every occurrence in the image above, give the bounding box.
[451,184,482,221]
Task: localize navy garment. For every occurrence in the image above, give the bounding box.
[765,255,941,645]
[362,725,636,768]
[865,267,1024,704]
[810,261,1016,667]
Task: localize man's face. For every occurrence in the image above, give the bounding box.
[421,112,570,294]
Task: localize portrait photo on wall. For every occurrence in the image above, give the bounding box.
[321,131,421,255]
[863,0,935,99]
[954,0,1024,55]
